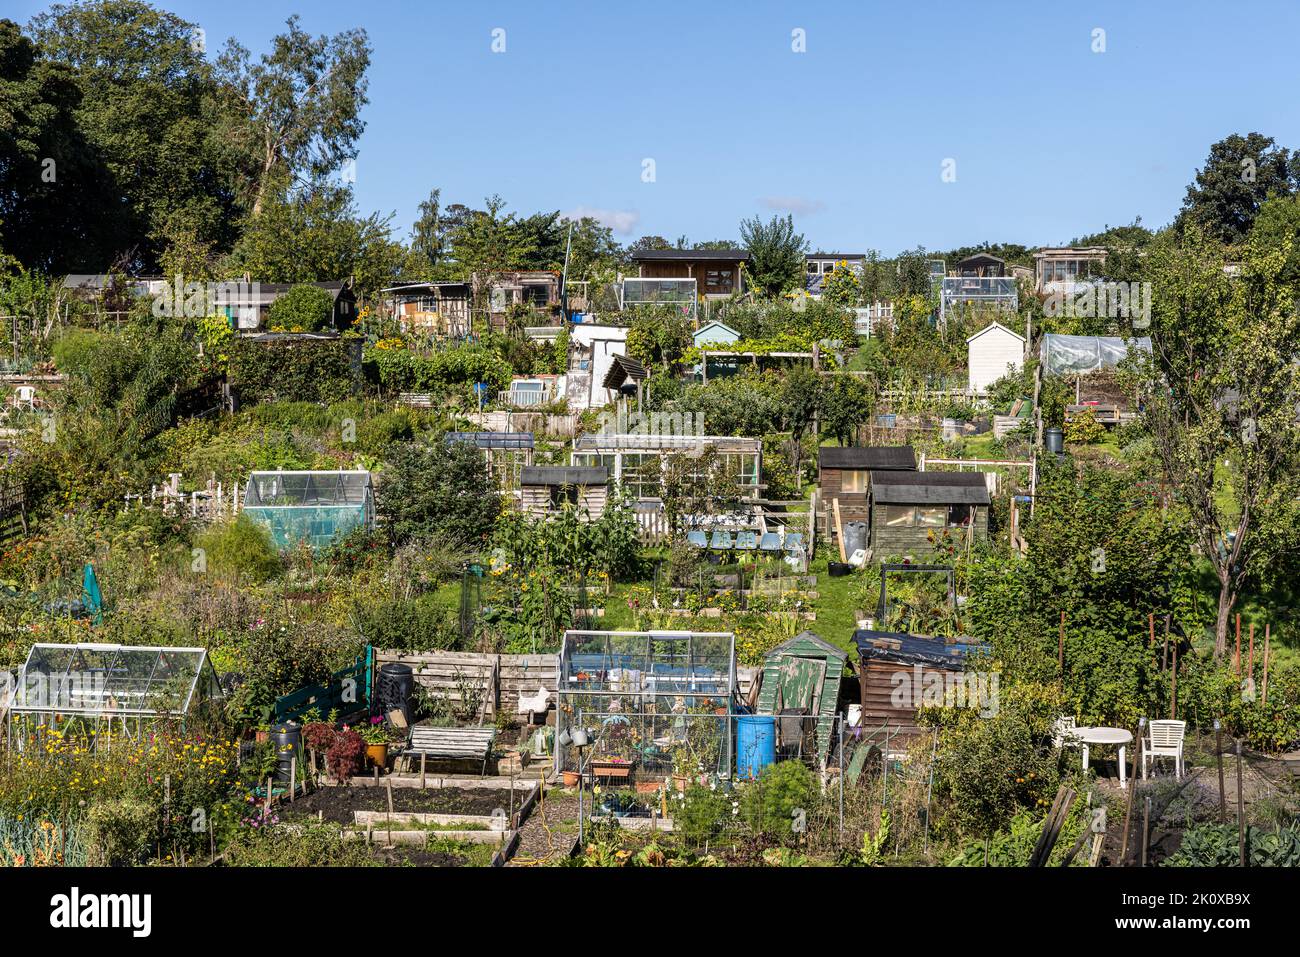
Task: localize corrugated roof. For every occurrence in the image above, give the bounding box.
[520,466,609,486]
[852,629,988,669]
[601,354,649,390]
[445,431,534,450]
[870,470,990,505]
[819,445,916,471]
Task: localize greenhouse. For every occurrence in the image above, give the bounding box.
[243,470,374,550]
[5,643,224,750]
[554,629,737,781]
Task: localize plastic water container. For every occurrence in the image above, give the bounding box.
[842,521,868,557]
[272,721,301,784]
[735,715,776,780]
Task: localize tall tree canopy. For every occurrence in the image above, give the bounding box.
[739,213,806,297]
[1176,132,1299,245]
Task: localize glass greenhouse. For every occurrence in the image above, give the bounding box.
[554,629,737,780]
[243,470,374,550]
[5,643,223,750]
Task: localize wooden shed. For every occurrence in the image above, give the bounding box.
[852,629,987,751]
[519,465,609,519]
[966,321,1025,395]
[755,631,848,767]
[818,445,916,525]
[867,470,990,556]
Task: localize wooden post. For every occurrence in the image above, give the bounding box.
[1236,739,1246,867]
[1261,625,1271,706]
[386,778,395,849]
[1246,622,1255,680]
[1170,639,1178,720]
[420,752,427,790]
[1141,797,1151,867]
[1148,613,1155,653]
[1119,719,1143,864]
[1215,721,1226,823]
[290,757,297,802]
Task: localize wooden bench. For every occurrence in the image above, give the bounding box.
[401,725,497,777]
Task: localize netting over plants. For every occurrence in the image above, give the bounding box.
[242,470,374,550]
[1039,334,1152,376]
[6,643,223,750]
[554,629,736,779]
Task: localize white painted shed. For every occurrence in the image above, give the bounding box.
[966,321,1026,395]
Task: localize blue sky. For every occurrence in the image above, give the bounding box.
[16,0,1300,254]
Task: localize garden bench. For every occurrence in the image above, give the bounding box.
[401,725,497,777]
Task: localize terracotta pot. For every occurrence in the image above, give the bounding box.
[365,743,388,768]
[671,774,689,792]
[562,770,581,788]
[254,730,269,744]
[635,780,662,795]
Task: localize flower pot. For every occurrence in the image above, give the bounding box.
[671,774,689,792]
[635,780,662,795]
[591,760,633,780]
[562,770,581,788]
[254,730,270,744]
[365,743,388,768]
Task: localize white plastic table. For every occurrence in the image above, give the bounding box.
[1074,726,1133,789]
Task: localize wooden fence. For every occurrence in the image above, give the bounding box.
[373,650,559,720]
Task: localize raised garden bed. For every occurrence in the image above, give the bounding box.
[282,785,532,825]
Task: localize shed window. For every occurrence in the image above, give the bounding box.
[881,505,914,527]
[916,507,946,527]
[949,504,972,527]
[841,470,868,493]
[549,485,580,507]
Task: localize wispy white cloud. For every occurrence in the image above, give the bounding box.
[759,196,826,216]
[561,206,641,235]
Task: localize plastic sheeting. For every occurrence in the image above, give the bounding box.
[1039,334,1151,376]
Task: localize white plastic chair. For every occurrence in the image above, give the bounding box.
[1142,719,1186,779]
[1051,715,1080,749]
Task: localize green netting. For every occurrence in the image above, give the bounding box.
[243,470,374,550]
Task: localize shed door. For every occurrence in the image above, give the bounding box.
[777,656,827,714]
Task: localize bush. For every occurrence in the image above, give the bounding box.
[84,798,157,866]
[267,284,336,332]
[195,515,282,583]
[326,729,366,780]
[229,337,360,405]
[378,441,501,547]
[675,785,731,846]
[741,760,815,840]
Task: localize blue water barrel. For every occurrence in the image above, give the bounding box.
[735,715,776,780]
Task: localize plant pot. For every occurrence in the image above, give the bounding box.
[562,770,581,788]
[365,743,388,768]
[828,562,853,577]
[591,761,633,780]
[635,780,662,795]
[671,774,689,792]
[254,730,270,744]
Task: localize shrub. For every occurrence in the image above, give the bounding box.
[195,515,282,583]
[741,760,816,840]
[267,284,335,332]
[326,729,366,780]
[84,798,157,866]
[378,441,501,547]
[676,785,731,846]
[229,337,359,405]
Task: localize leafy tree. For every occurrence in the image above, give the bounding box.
[818,373,873,446]
[780,364,821,474]
[820,262,862,306]
[377,441,501,548]
[225,183,403,297]
[215,14,372,216]
[267,284,334,331]
[1140,224,1300,657]
[739,213,807,296]
[30,0,236,270]
[1176,132,1299,245]
[403,187,443,279]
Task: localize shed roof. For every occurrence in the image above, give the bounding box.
[445,431,534,450]
[520,466,609,487]
[765,630,848,661]
[819,445,916,471]
[852,629,988,669]
[870,470,990,505]
[601,354,649,390]
[966,321,1026,345]
[630,248,750,262]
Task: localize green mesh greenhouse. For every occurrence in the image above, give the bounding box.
[243,470,374,550]
[6,643,223,750]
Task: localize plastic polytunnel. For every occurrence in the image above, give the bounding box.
[1039,334,1152,376]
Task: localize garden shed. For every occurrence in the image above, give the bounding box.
[966,321,1025,394]
[867,470,990,555]
[243,469,375,550]
[819,445,916,524]
[554,629,736,781]
[852,629,988,751]
[519,465,610,519]
[755,631,848,768]
[6,643,223,751]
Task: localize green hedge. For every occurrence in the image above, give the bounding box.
[229,337,361,405]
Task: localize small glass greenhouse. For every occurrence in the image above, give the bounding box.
[243,470,374,550]
[555,630,737,780]
[5,643,223,750]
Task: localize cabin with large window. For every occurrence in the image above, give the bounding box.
[519,466,610,519]
[867,470,990,555]
[628,249,749,299]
